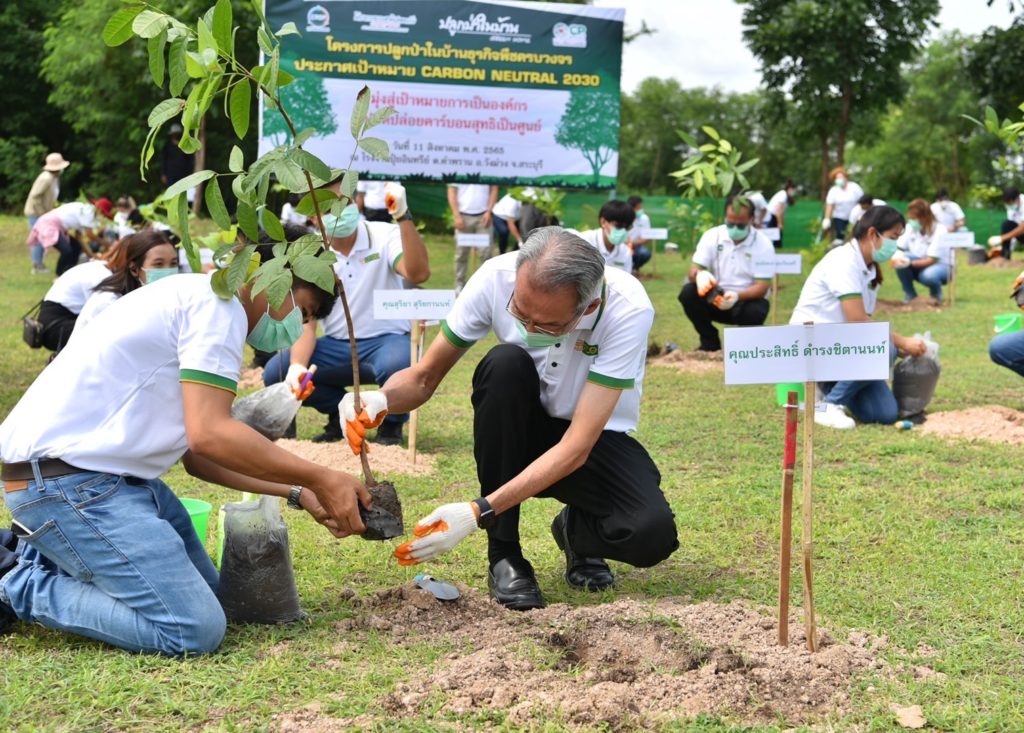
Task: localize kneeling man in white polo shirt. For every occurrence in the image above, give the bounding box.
[340,227,679,610]
[263,185,430,445]
[0,245,370,654]
[678,194,774,352]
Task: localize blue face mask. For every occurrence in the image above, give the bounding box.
[872,236,900,264]
[608,227,628,246]
[143,267,177,284]
[322,204,360,239]
[246,292,304,352]
[726,224,750,241]
[514,319,563,349]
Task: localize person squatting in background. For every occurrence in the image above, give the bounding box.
[892,198,949,303]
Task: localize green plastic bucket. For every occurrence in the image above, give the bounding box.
[993,313,1022,334]
[180,498,212,541]
[775,383,805,406]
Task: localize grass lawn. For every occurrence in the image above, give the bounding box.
[1,214,1023,731]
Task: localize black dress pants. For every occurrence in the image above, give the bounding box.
[38,301,77,353]
[678,281,770,351]
[1001,220,1019,260]
[471,344,678,568]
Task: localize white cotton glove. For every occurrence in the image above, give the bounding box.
[989,235,1003,247]
[712,290,739,310]
[821,218,831,231]
[695,270,717,297]
[384,182,408,219]
[392,502,479,565]
[890,252,912,270]
[339,390,389,455]
[285,363,309,393]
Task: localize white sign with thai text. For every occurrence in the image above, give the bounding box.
[762,227,781,242]
[373,290,456,320]
[752,253,803,278]
[943,231,976,248]
[639,228,668,240]
[455,232,492,249]
[723,322,891,385]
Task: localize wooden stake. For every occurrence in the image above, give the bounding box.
[407,320,422,465]
[801,379,817,652]
[778,390,799,645]
[948,249,957,308]
[772,273,780,325]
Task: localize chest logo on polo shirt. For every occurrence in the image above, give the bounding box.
[716,244,724,252]
[363,252,380,264]
[575,340,599,356]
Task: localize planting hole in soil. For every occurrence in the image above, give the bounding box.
[360,481,404,541]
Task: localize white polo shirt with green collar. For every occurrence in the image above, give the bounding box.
[441,252,653,433]
[321,221,409,340]
[572,227,632,273]
[790,241,878,324]
[692,225,776,293]
[0,274,247,478]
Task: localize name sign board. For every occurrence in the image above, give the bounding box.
[373,289,456,320]
[639,228,668,240]
[724,322,891,385]
[762,227,781,242]
[455,232,493,249]
[943,231,976,248]
[752,253,803,278]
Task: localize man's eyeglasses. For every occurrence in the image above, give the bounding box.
[505,292,585,337]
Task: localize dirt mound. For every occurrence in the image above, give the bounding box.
[277,438,435,477]
[238,367,266,390]
[920,405,1024,445]
[308,583,890,729]
[986,256,1018,269]
[874,297,943,314]
[649,348,724,374]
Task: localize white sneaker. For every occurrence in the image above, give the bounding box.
[814,402,855,429]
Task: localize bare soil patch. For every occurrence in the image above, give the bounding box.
[238,367,266,390]
[277,438,435,478]
[649,348,724,375]
[920,405,1024,445]
[874,297,943,315]
[283,583,898,730]
[985,256,1018,269]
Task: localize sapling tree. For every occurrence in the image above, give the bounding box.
[670,125,758,224]
[104,0,395,484]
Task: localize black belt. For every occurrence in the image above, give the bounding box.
[1,459,81,481]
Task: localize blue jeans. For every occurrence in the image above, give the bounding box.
[632,245,651,272]
[0,467,224,655]
[990,331,1024,377]
[896,263,948,301]
[263,332,410,425]
[821,341,898,424]
[26,216,43,266]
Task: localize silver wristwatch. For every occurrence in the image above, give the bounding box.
[287,485,304,510]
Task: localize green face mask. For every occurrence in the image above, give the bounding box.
[608,227,629,246]
[246,292,304,352]
[514,319,563,349]
[636,208,645,217]
[872,236,899,264]
[908,220,922,232]
[726,224,750,241]
[143,267,178,284]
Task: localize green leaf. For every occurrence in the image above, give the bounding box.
[357,137,390,161]
[211,268,233,299]
[204,177,231,230]
[276,67,295,88]
[276,21,300,37]
[212,0,233,55]
[232,173,248,204]
[147,98,184,128]
[260,207,286,241]
[266,48,280,98]
[288,148,332,183]
[340,170,357,201]
[197,20,216,57]
[289,234,324,258]
[292,255,336,294]
[242,150,282,193]
[229,79,251,139]
[147,30,167,87]
[168,37,188,96]
[175,193,200,274]
[702,125,720,141]
[295,190,338,217]
[294,128,316,147]
[227,244,257,292]
[229,146,244,173]
[164,170,215,201]
[250,0,272,33]
[236,200,259,242]
[103,4,144,47]
[270,158,305,193]
[257,27,274,55]
[185,51,205,79]
[364,105,396,131]
[350,85,371,138]
[132,10,169,39]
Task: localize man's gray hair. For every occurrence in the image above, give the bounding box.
[515,226,605,313]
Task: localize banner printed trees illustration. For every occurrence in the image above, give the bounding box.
[555,89,619,187]
[263,72,338,147]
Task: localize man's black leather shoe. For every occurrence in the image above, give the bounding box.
[551,507,615,591]
[488,556,545,611]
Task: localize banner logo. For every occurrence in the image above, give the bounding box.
[306,5,330,33]
[552,22,587,48]
[353,11,417,34]
[438,13,531,42]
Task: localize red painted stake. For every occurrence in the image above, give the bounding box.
[778,390,799,645]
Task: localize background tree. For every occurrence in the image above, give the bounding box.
[263,73,338,146]
[739,0,940,197]
[967,17,1024,120]
[555,89,619,186]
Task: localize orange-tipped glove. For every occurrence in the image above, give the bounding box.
[1012,270,1024,310]
[711,290,739,310]
[384,182,408,220]
[339,391,388,455]
[695,270,717,297]
[393,502,478,566]
[285,363,316,401]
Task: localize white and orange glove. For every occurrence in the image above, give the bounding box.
[890,252,911,270]
[821,218,831,231]
[393,502,478,566]
[285,363,316,400]
[989,235,1003,248]
[384,182,408,220]
[712,290,739,310]
[1012,270,1024,310]
[339,390,389,455]
[695,270,717,298]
